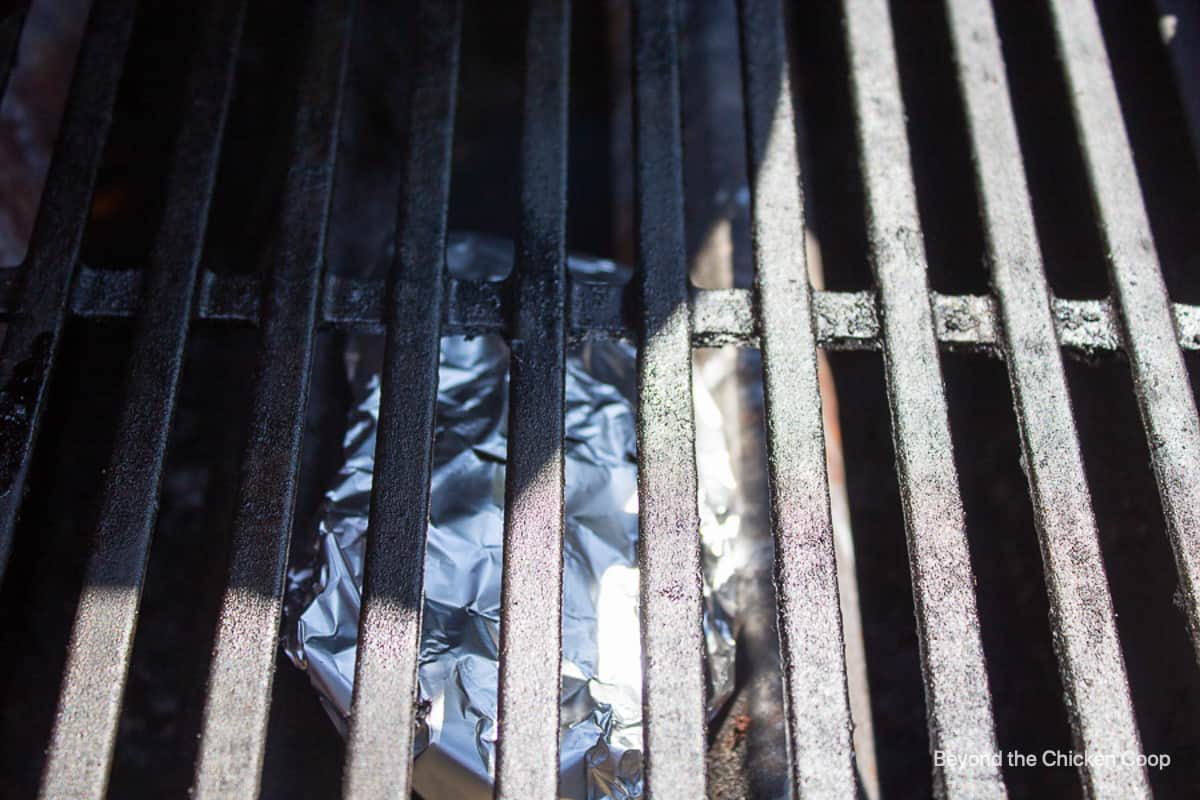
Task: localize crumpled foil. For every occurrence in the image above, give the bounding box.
[284,234,741,799]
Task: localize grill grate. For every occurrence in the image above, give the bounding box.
[38,0,245,795]
[845,0,1007,794]
[9,263,1200,353]
[191,0,348,795]
[0,0,1198,797]
[947,1,1147,795]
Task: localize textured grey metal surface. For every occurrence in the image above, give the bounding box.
[737,0,856,795]
[36,264,1200,355]
[1047,0,1200,674]
[341,1,460,797]
[631,0,708,796]
[842,0,1005,795]
[691,287,754,348]
[189,0,351,796]
[812,290,880,350]
[932,293,1000,351]
[1176,303,1200,350]
[944,0,1150,796]
[37,3,242,797]
[1051,298,1121,355]
[495,0,569,797]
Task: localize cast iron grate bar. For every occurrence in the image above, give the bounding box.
[631,0,708,796]
[842,0,1006,794]
[0,0,135,588]
[944,1,1150,795]
[494,0,569,797]
[37,2,244,797]
[342,1,460,797]
[1048,0,1200,671]
[737,0,856,795]
[19,263,1200,353]
[190,0,352,796]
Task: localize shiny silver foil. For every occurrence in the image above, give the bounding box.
[284,235,740,799]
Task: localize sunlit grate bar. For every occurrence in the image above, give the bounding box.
[841,0,1006,795]
[737,0,856,795]
[631,1,708,796]
[1047,0,1200,672]
[943,1,1151,796]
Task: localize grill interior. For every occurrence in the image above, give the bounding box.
[1,0,1199,798]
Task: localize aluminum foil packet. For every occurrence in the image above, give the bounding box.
[284,235,742,799]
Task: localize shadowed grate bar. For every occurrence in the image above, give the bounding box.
[841,0,1007,794]
[0,0,136,587]
[0,2,28,100]
[0,0,1198,797]
[190,0,352,796]
[342,1,460,797]
[494,0,570,797]
[36,2,243,797]
[737,0,856,795]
